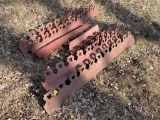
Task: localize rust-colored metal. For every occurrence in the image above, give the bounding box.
[35,24,92,58]
[42,29,104,91]
[31,20,84,52]
[17,4,135,115]
[18,34,33,53]
[42,27,135,114]
[18,4,100,56]
[69,25,100,50]
[42,27,123,91]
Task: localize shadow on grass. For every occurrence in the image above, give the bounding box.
[94,0,160,43]
[37,0,160,42]
[0,25,47,109]
[30,0,160,119]
[0,0,159,119]
[0,16,153,120]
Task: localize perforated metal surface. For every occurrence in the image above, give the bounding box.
[35,24,92,58]
[18,4,135,115]
[18,5,100,57]
[42,27,135,114]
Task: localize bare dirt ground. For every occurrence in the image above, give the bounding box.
[0,0,160,120]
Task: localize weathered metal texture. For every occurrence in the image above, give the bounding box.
[69,25,100,50]
[18,4,100,55]
[31,20,84,52]
[18,37,32,53]
[42,29,106,91]
[42,27,135,114]
[42,27,124,91]
[35,24,92,58]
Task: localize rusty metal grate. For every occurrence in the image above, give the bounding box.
[18,4,135,115]
[42,27,135,114]
[18,4,100,58]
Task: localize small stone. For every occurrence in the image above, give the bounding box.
[150,66,154,70]
[108,94,113,97]
[25,83,29,88]
[136,78,140,82]
[78,102,82,106]
[6,52,10,55]
[142,84,146,87]
[128,102,132,106]
[41,110,45,114]
[15,71,23,77]
[18,102,21,106]
[88,111,93,116]
[0,84,6,91]
[29,83,34,87]
[82,98,86,103]
[38,16,42,19]
[114,83,119,90]
[126,58,130,63]
[92,118,96,120]
[71,115,74,118]
[132,75,136,79]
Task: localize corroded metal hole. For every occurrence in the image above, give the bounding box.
[65,79,71,85]
[77,71,80,77]
[59,84,63,88]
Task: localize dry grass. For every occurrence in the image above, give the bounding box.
[0,0,160,120]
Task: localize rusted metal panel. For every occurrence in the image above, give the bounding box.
[17,4,135,115]
[18,38,32,53]
[69,25,100,50]
[42,28,135,114]
[31,20,84,52]
[42,30,105,91]
[18,4,100,55]
[35,24,92,58]
[42,27,125,91]
[80,5,100,22]
[42,32,103,91]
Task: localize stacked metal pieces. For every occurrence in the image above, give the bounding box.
[18,4,135,115]
[19,5,100,58]
[42,27,135,114]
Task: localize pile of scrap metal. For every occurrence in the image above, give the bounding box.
[18,4,135,114]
